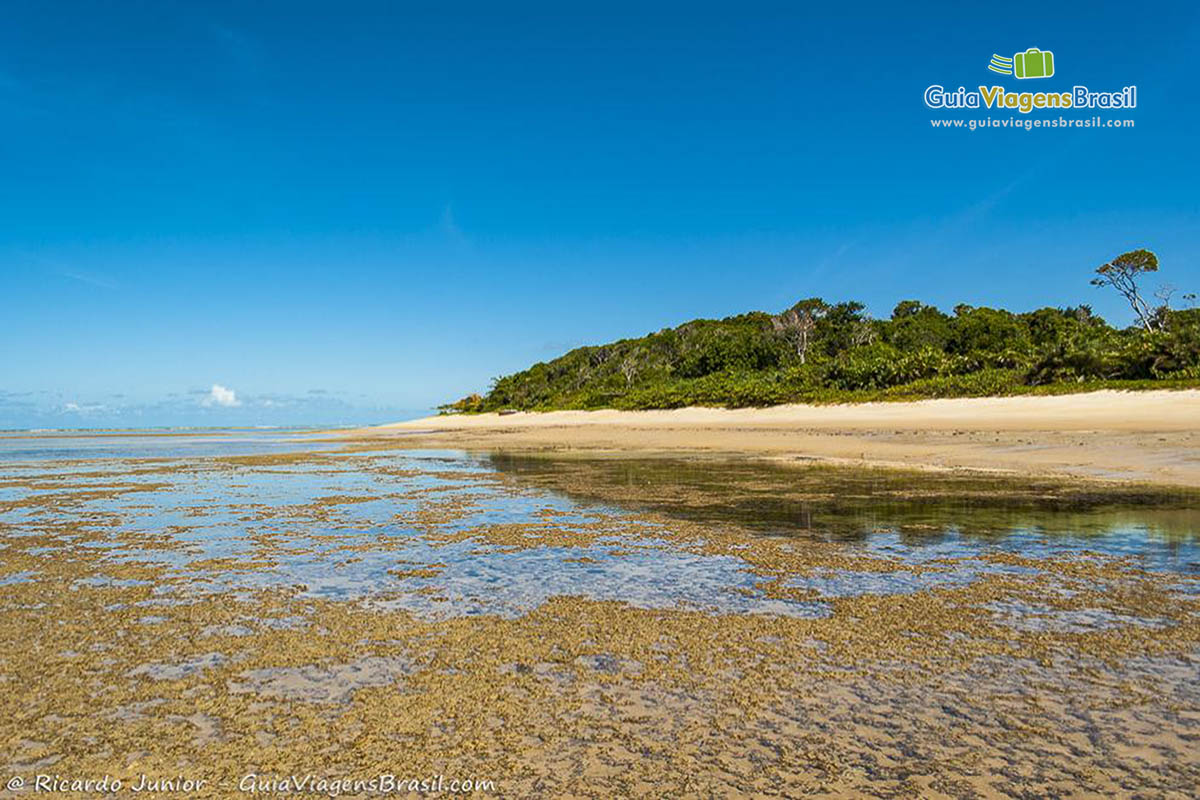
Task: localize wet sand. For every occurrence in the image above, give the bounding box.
[1,439,1198,797]
[358,390,1200,487]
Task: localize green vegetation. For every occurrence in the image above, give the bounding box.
[444,250,1200,412]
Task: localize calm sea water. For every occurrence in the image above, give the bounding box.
[1,435,1197,623]
[0,428,335,462]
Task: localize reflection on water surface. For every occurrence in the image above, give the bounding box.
[487,453,1200,572]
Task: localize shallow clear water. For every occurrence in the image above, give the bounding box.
[0,429,334,462]
[0,444,824,618]
[1,437,1198,623]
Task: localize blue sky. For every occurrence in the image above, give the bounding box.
[2,1,1198,428]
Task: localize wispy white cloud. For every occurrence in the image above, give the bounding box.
[19,251,118,290]
[201,384,240,408]
[61,269,117,290]
[61,402,107,414]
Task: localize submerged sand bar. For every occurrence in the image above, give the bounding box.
[359,390,1200,487]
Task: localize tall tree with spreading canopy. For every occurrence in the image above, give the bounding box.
[773,299,828,364]
[1091,249,1160,331]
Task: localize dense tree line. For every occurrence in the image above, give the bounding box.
[444,250,1199,412]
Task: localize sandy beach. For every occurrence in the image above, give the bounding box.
[358,390,1200,487]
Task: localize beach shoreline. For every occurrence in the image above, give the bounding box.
[349,389,1200,487]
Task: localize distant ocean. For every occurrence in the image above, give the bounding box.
[0,409,433,435]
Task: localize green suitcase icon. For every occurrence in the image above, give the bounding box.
[1013,48,1054,79]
